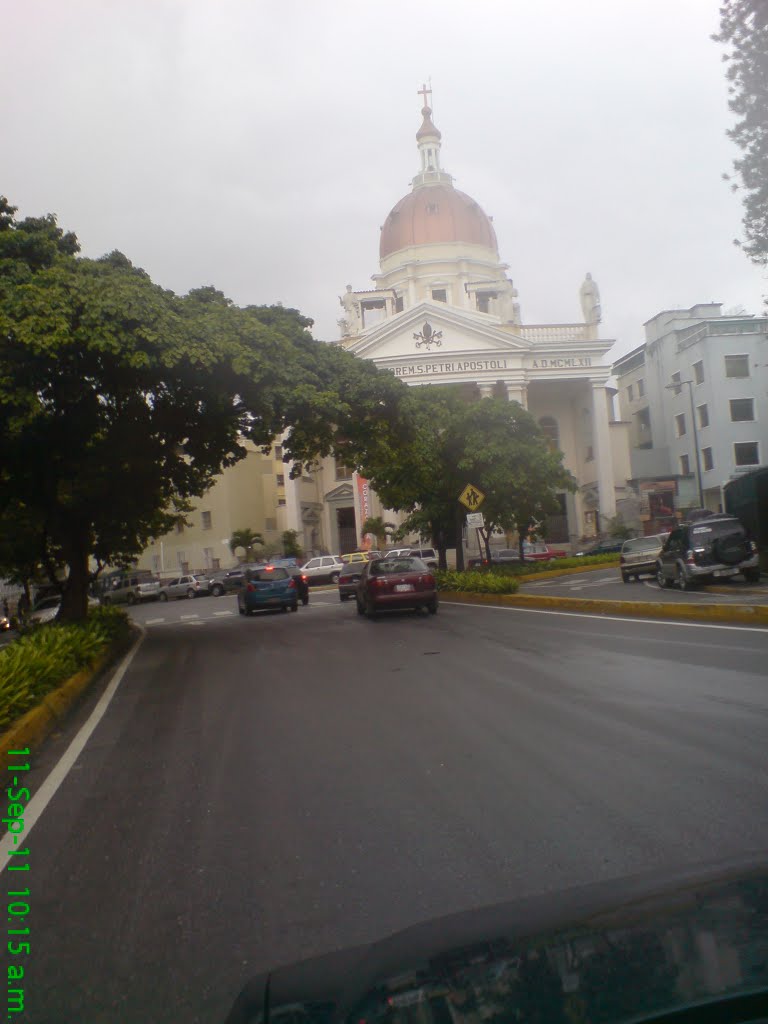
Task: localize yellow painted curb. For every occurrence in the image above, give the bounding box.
[514,560,620,582]
[0,645,121,754]
[439,590,768,626]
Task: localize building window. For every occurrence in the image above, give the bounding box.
[725,354,750,378]
[265,518,276,532]
[538,416,560,451]
[274,445,283,458]
[637,378,645,397]
[585,445,594,462]
[680,454,690,475]
[626,384,634,402]
[693,360,705,385]
[151,554,160,573]
[201,510,212,530]
[277,498,287,507]
[395,294,404,313]
[176,550,186,568]
[431,289,447,302]
[675,413,686,437]
[734,441,759,466]
[335,458,353,480]
[697,404,709,429]
[670,371,681,395]
[175,519,184,535]
[702,447,714,471]
[276,474,285,486]
[730,398,755,422]
[203,547,214,568]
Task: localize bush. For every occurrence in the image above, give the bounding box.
[435,570,520,594]
[470,554,619,577]
[0,606,131,732]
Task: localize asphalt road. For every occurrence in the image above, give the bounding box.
[15,593,768,1023]
[521,566,768,604]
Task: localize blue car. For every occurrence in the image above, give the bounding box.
[237,566,298,615]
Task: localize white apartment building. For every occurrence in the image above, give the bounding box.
[613,303,768,521]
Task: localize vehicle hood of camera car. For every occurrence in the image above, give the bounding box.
[223,855,768,1024]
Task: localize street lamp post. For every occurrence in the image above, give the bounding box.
[666,380,704,508]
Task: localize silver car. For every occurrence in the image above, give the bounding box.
[158,574,212,601]
[101,573,160,605]
[619,535,666,583]
[300,555,344,585]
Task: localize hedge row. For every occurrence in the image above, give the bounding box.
[470,553,620,577]
[435,570,520,594]
[0,607,131,731]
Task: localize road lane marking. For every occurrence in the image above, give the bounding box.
[444,601,768,633]
[145,617,165,624]
[212,610,234,617]
[0,627,147,874]
[180,614,199,620]
[184,620,205,626]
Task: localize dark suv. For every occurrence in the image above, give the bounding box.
[656,515,760,591]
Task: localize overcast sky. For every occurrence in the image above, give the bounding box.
[4,0,765,362]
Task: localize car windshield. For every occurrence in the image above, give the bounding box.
[623,537,662,552]
[372,558,424,574]
[252,568,289,581]
[690,520,746,539]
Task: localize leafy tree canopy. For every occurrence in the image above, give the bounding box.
[714,1,768,268]
[0,198,396,620]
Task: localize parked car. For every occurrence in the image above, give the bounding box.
[467,548,521,568]
[300,555,344,585]
[157,574,212,601]
[208,564,265,596]
[237,566,298,615]
[575,539,624,557]
[29,595,62,624]
[355,556,438,617]
[340,551,383,564]
[521,542,567,561]
[655,515,760,591]
[282,565,309,605]
[100,572,160,605]
[338,562,365,601]
[403,546,439,569]
[620,535,666,582]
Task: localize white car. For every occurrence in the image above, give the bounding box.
[300,556,344,585]
[29,596,62,624]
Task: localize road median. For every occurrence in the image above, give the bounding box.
[439,590,768,626]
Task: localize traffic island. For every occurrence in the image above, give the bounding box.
[439,590,768,627]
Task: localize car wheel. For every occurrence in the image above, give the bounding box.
[212,584,224,597]
[428,598,438,615]
[290,602,298,612]
[158,592,168,602]
[356,596,365,615]
[676,565,693,591]
[656,565,668,589]
[281,605,288,613]
[301,595,309,607]
[127,592,136,605]
[329,572,340,585]
[364,596,377,619]
[187,588,196,599]
[743,568,761,584]
[621,572,629,584]
[339,593,350,602]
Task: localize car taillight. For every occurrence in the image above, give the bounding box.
[301,574,308,583]
[246,583,255,592]
[288,578,296,589]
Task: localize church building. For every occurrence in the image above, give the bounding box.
[334,88,631,545]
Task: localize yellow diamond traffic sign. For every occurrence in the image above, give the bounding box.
[458,483,485,511]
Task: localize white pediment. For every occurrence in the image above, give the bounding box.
[347,302,532,362]
[324,482,354,502]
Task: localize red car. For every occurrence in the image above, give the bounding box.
[522,542,568,561]
[355,556,438,618]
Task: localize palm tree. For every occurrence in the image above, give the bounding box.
[361,516,396,551]
[229,528,264,563]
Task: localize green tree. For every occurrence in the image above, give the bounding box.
[361,515,396,549]
[350,388,575,570]
[229,528,264,562]
[714,1,768,270]
[0,199,323,621]
[281,529,303,559]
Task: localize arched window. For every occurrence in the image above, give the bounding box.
[539,416,560,451]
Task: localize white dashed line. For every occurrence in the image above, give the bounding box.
[212,610,234,617]
[180,614,199,620]
[184,620,205,626]
[145,617,165,625]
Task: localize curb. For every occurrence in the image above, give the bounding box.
[512,560,619,582]
[439,590,768,626]
[0,632,135,754]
